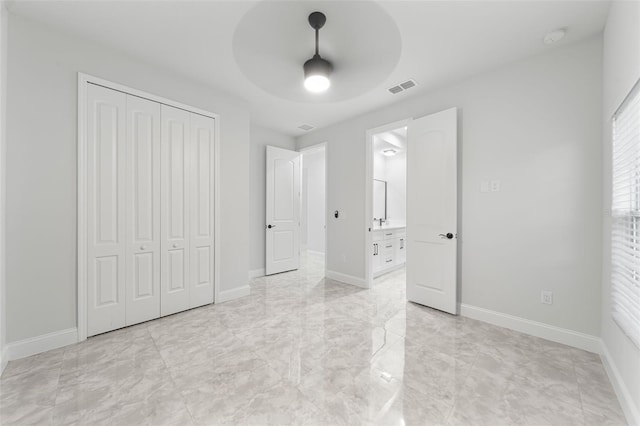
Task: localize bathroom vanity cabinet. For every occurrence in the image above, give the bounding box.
[372,227,406,277]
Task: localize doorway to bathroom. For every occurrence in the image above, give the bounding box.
[366,121,408,287]
[300,143,327,275]
[365,109,459,314]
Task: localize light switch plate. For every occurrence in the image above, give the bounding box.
[480,181,489,193]
[490,180,501,192]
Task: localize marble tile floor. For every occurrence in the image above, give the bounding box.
[0,252,627,425]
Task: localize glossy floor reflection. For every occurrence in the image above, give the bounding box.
[0,252,627,425]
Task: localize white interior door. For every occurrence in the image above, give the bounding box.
[406,107,458,314]
[125,95,161,326]
[189,113,215,308]
[160,104,191,316]
[265,146,300,275]
[87,84,127,336]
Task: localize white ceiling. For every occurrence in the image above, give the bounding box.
[374,127,407,155]
[233,1,402,103]
[7,0,610,136]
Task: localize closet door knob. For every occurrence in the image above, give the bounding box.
[140,245,146,250]
[172,243,178,248]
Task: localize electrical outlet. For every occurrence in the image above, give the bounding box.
[541,290,553,305]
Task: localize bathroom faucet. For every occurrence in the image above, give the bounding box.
[378,218,384,227]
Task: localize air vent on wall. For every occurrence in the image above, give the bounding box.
[388,79,417,95]
[298,124,315,131]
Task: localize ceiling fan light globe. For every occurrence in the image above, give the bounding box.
[304,75,331,93]
[303,55,333,93]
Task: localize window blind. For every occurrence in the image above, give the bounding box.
[611,79,640,349]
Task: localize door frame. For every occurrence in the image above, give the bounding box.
[77,73,220,342]
[298,142,328,278]
[365,119,411,289]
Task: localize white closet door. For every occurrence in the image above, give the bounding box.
[160,105,191,316]
[189,114,215,308]
[125,95,161,325]
[87,84,127,336]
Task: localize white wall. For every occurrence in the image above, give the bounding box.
[6,14,251,343]
[385,150,406,223]
[298,36,603,336]
[303,149,325,254]
[601,2,640,423]
[249,124,296,274]
[373,150,386,181]
[0,1,7,373]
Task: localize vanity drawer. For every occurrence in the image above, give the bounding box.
[381,230,395,240]
[380,242,394,262]
[381,240,394,251]
[373,231,385,242]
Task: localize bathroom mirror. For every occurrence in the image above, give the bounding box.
[373,179,387,221]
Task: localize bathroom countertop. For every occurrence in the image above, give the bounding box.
[372,223,406,231]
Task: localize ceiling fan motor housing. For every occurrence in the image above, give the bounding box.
[304,54,333,78]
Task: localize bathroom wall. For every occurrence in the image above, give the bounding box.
[385,149,406,223]
[372,138,406,225]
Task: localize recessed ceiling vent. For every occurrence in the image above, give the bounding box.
[298,124,315,131]
[388,79,417,95]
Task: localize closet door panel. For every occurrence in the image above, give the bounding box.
[189,114,215,308]
[87,84,127,336]
[125,95,161,326]
[161,105,191,315]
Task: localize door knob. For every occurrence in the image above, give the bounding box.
[172,243,178,248]
[439,233,454,239]
[140,245,146,250]
[267,224,275,229]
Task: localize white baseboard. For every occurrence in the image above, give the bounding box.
[248,268,265,279]
[460,304,601,353]
[217,285,251,303]
[600,341,640,426]
[306,250,325,257]
[326,270,368,289]
[6,327,78,361]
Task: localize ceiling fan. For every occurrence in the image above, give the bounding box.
[303,11,333,93]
